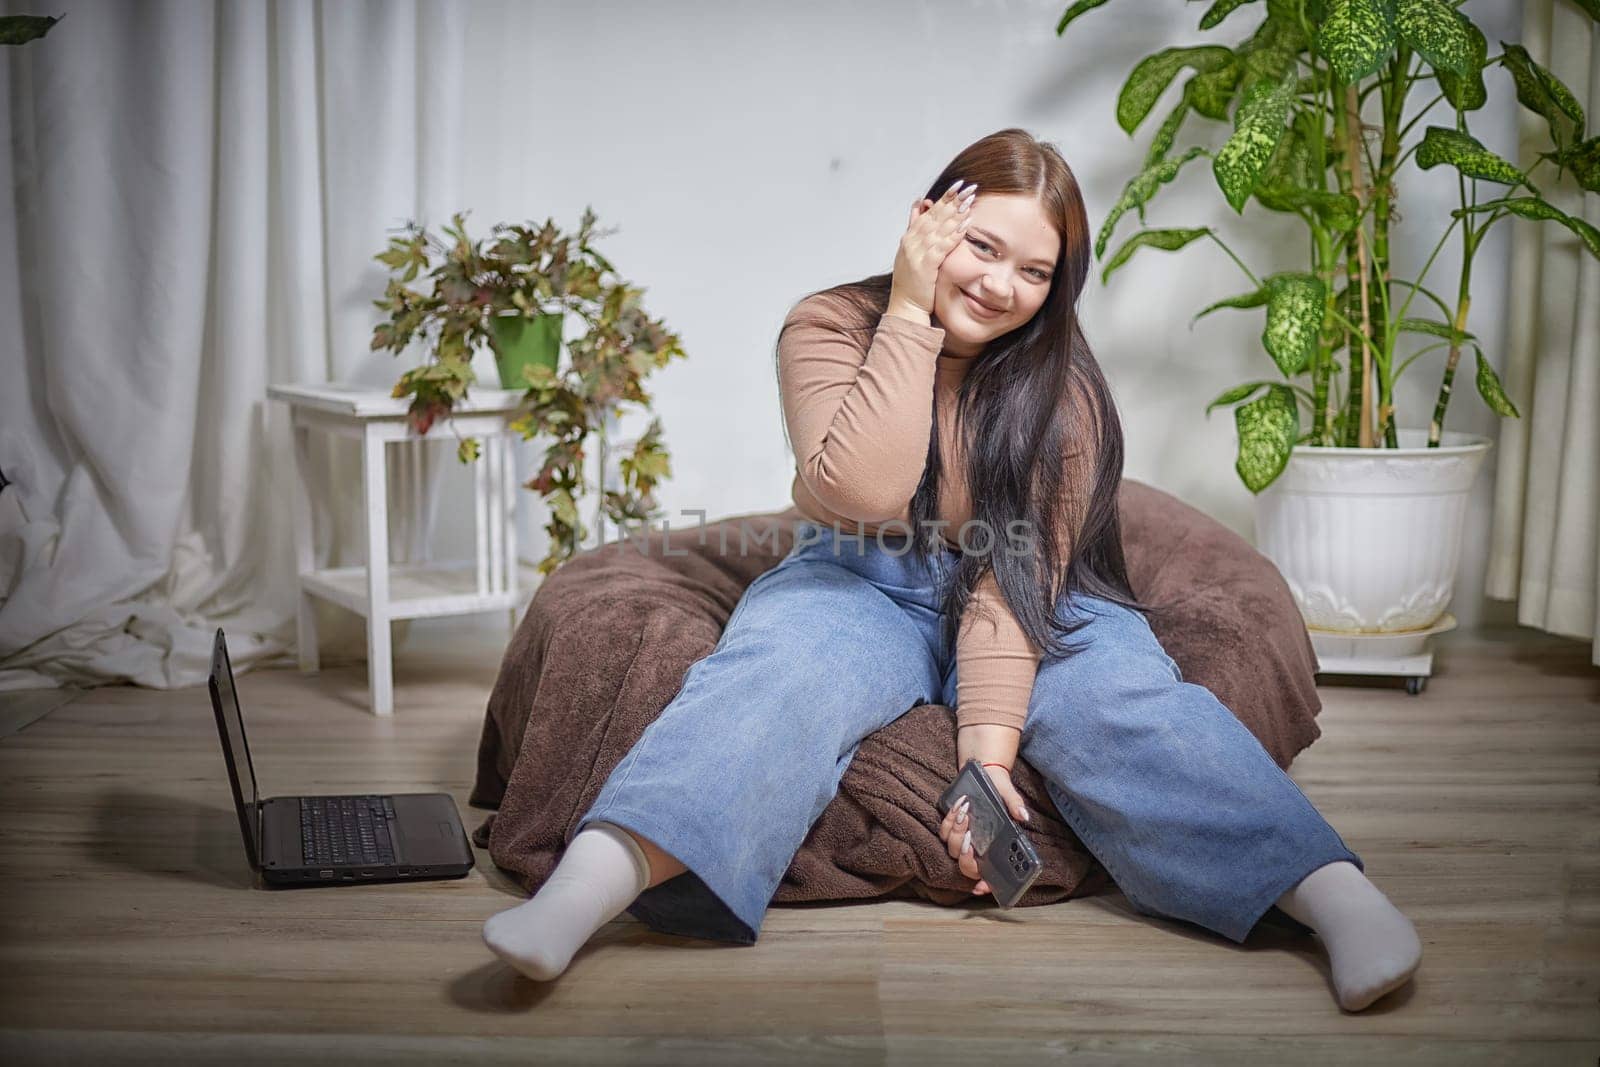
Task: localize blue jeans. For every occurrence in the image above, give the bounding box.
[579,520,1363,946]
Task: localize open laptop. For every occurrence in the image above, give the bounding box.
[208,627,475,887]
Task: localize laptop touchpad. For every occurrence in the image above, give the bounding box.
[393,796,471,865]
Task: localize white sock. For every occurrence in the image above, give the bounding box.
[481,820,651,981]
[1274,860,1423,1011]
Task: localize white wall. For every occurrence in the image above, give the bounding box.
[422,0,1523,629]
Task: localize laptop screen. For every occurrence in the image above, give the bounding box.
[209,628,262,867]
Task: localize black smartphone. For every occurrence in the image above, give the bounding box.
[937,759,1044,909]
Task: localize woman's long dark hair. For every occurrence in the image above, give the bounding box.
[775,128,1149,662]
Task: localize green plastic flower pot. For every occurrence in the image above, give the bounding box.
[489,311,563,389]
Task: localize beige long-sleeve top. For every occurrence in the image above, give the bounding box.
[777,293,1097,732]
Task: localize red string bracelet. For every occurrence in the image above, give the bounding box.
[981,762,1029,822]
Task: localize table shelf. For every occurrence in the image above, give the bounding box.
[272,382,536,715]
[301,561,545,620]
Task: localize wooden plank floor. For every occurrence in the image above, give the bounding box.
[0,619,1595,1065]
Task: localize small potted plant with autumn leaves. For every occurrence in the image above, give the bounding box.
[370,207,685,575]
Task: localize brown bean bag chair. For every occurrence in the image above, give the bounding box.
[469,479,1324,924]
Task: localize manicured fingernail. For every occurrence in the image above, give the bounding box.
[1019,807,1030,823]
[946,179,963,196]
[961,829,972,854]
[959,799,970,815]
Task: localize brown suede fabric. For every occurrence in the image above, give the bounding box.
[469,479,1323,909]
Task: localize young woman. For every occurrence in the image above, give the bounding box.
[481,129,1423,1012]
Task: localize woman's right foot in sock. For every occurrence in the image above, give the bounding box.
[481,821,651,981]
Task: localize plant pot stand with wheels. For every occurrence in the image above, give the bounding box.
[1309,613,1458,695]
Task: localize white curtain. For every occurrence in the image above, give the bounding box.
[0,0,471,689]
[1486,0,1600,667]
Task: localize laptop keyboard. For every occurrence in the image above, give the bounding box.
[299,795,397,867]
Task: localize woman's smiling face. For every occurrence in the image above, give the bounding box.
[931,192,1061,356]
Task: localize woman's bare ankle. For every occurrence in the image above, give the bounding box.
[623,827,688,887]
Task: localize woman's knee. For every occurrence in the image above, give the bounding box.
[1039,596,1180,691]
[1019,598,1186,750]
[681,559,942,754]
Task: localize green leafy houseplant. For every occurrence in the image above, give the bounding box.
[1064,0,1600,492]
[0,13,61,45]
[370,208,686,575]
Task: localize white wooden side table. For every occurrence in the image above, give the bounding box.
[269,383,540,715]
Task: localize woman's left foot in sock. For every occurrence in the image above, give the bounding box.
[1275,860,1422,1012]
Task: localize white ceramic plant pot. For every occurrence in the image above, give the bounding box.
[1253,429,1492,634]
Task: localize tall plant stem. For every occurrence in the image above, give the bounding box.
[1314,227,1338,444]
[1428,290,1472,446]
[1343,84,1376,448]
[1430,170,1478,447]
[1372,49,1409,447]
[1330,80,1365,446]
[1305,52,1338,446]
